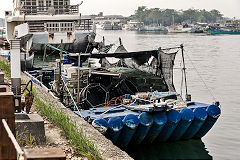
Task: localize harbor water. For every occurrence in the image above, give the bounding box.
[93,30,240,160]
[33,30,240,159]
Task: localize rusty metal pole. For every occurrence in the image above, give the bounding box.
[77,52,81,107]
[10,39,21,112]
[59,40,63,102]
[181,44,188,99]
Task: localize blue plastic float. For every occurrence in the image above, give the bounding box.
[74,93,221,146]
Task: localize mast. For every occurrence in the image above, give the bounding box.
[180,44,188,99]
[77,52,81,107]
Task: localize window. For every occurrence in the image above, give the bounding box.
[39,0,44,6]
[46,0,52,6]
[38,0,44,11]
[46,22,74,32]
[21,0,38,14]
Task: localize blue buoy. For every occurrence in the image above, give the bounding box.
[144,112,167,143]
[156,109,181,142]
[182,107,207,140]
[106,117,123,143]
[131,112,153,144]
[92,119,109,135]
[170,108,194,141]
[194,105,221,138]
[117,114,139,146]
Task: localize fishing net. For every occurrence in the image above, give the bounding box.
[101,45,177,92]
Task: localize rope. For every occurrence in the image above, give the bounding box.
[184,50,217,102]
[60,75,81,113]
[180,67,184,97]
[96,105,123,120]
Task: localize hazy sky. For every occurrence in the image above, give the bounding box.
[0,0,239,18]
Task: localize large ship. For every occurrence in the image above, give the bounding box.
[5,0,96,54]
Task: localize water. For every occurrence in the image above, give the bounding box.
[93,30,240,159]
[28,30,240,159]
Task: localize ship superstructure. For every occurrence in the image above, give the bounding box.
[5,0,96,53]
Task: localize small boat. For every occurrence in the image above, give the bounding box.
[48,43,221,146]
[126,21,144,31]
[207,26,240,35]
[103,21,122,30]
[25,39,221,146]
[139,26,168,33]
[190,26,204,33]
[167,25,192,33]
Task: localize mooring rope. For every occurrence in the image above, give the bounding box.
[184,51,218,103]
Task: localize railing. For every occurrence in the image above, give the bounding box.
[76,19,94,31]
[2,119,24,160]
[28,19,93,32]
[21,5,79,15]
[45,22,75,32]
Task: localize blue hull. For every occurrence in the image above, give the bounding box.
[76,102,221,146]
[208,27,240,35]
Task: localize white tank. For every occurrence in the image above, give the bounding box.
[67,66,78,79]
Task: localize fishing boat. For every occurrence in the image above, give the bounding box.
[126,20,143,31]
[139,25,168,33]
[36,42,220,146]
[207,26,240,35]
[190,26,204,33]
[103,21,122,30]
[5,0,96,54]
[167,25,192,33]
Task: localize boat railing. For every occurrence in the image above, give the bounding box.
[21,5,79,15]
[75,19,93,31]
[45,22,75,32]
[28,19,93,32]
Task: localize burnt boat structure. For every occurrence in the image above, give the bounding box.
[26,43,221,147]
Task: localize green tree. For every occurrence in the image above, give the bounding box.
[134,7,223,25]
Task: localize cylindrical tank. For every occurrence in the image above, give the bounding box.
[130,112,153,144]
[105,117,123,143]
[194,105,221,138]
[92,118,108,135]
[156,109,181,142]
[117,114,139,146]
[144,112,167,143]
[182,107,207,140]
[170,108,194,141]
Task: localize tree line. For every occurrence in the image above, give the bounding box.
[135,6,223,26]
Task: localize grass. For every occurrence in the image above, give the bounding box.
[32,88,103,160]
[0,58,11,79]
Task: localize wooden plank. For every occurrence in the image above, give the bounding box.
[0,72,4,83]
[0,92,17,159]
[0,85,7,92]
[24,148,66,160]
[0,92,15,119]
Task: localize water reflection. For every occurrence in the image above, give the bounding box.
[125,139,212,160]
